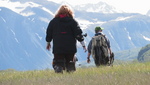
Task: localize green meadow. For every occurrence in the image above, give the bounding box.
[0,62,150,85]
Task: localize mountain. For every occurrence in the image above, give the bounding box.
[74,2,123,13]
[0,0,150,71]
[102,15,150,51]
[0,7,53,70]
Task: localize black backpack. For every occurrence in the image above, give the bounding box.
[91,34,110,66]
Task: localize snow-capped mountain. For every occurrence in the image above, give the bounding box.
[0,7,53,70]
[0,0,150,71]
[0,0,58,17]
[74,2,123,13]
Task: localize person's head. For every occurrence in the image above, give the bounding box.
[55,5,74,18]
[95,26,104,33]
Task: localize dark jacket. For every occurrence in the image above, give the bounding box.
[87,32,110,53]
[46,17,84,54]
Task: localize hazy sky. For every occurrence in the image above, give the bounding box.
[48,0,150,15]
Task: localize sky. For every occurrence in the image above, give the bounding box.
[47,0,150,15]
[0,0,149,15]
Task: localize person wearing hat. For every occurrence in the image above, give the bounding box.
[87,26,112,65]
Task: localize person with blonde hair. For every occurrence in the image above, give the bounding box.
[46,5,87,73]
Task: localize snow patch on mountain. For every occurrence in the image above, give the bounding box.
[0,17,6,23]
[27,18,35,22]
[143,35,150,41]
[21,12,35,16]
[42,7,54,16]
[108,31,114,40]
[10,29,15,36]
[14,38,19,43]
[124,28,131,40]
[76,18,106,30]
[24,50,30,57]
[74,2,123,13]
[39,17,50,23]
[35,33,42,40]
[113,16,133,21]
[76,18,94,29]
[0,1,41,16]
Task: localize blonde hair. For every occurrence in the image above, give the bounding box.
[55,5,74,18]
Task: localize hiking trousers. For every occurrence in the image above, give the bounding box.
[53,53,76,73]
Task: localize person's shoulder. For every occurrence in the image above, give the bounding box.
[52,17,60,21]
[70,18,78,22]
[49,17,60,23]
[93,33,105,38]
[92,35,97,39]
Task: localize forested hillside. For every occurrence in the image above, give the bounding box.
[138,44,150,62]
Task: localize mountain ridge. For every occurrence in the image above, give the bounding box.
[0,1,150,71]
[74,1,123,13]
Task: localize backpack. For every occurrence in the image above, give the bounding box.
[91,34,109,66]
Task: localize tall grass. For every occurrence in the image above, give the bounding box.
[0,62,150,85]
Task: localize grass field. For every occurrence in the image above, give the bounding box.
[0,62,150,85]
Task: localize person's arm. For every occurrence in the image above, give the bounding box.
[108,48,112,56]
[87,52,91,63]
[72,19,87,52]
[87,40,92,63]
[46,20,53,50]
[104,36,112,55]
[80,41,87,52]
[107,39,112,55]
[46,42,51,51]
